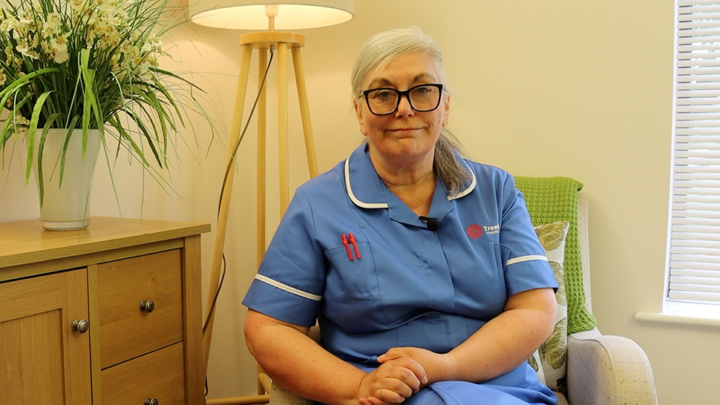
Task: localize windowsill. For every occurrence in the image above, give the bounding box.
[635,301,720,328]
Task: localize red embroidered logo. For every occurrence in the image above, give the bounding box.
[466,224,483,239]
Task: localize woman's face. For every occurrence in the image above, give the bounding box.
[354,50,450,170]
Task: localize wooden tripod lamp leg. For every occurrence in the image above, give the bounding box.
[291,47,319,179]
[202,42,255,378]
[256,46,269,398]
[277,42,290,215]
[256,46,268,272]
[203,33,317,405]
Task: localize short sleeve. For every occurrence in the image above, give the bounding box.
[242,188,325,327]
[498,175,559,296]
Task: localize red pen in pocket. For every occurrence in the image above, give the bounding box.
[348,233,361,259]
[341,234,353,261]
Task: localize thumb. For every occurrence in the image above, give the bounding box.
[377,348,404,363]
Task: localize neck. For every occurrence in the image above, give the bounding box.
[381,169,435,191]
[368,144,435,188]
[367,145,437,216]
[383,171,436,217]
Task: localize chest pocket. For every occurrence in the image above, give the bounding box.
[323,241,385,332]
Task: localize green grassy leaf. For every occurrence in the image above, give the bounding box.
[36,113,63,207]
[25,90,55,185]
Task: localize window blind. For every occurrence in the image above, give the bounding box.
[670,0,720,303]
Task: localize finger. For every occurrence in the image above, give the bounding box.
[360,367,413,404]
[358,397,373,405]
[385,370,422,397]
[379,348,407,363]
[375,362,422,393]
[360,396,390,405]
[385,357,428,387]
[373,388,407,404]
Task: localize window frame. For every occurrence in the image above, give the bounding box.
[666,0,720,311]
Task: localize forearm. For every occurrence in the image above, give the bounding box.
[444,305,553,382]
[245,310,365,405]
[412,288,556,384]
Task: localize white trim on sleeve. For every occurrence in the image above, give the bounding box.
[255,274,322,302]
[505,255,548,266]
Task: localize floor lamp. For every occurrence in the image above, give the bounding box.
[189,1,354,404]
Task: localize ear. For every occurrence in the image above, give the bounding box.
[354,99,368,136]
[442,94,451,127]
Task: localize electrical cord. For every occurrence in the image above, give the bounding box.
[203,47,275,398]
[203,48,275,335]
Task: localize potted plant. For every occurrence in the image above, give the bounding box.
[0,0,210,230]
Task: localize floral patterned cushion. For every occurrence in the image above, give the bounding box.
[528,221,570,393]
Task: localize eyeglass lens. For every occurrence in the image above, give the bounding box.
[365,84,442,115]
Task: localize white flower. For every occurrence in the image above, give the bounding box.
[47,13,61,25]
[141,42,152,54]
[0,17,16,33]
[16,33,40,57]
[42,12,61,37]
[17,11,32,25]
[49,35,68,63]
[0,69,6,86]
[30,31,39,48]
[4,45,13,64]
[104,29,120,46]
[10,113,29,140]
[149,37,163,49]
[14,41,27,54]
[13,112,29,126]
[70,0,86,12]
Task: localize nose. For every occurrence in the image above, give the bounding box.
[395,94,414,117]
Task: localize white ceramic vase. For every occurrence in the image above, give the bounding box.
[32,128,101,231]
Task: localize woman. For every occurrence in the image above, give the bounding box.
[243,27,558,405]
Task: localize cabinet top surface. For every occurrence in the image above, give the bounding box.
[0,216,211,269]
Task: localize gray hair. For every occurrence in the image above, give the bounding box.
[351,27,471,195]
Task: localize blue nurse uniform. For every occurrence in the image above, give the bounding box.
[243,144,559,405]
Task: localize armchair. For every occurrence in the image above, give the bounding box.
[262,177,658,405]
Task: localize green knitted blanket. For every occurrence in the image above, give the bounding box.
[515,176,597,334]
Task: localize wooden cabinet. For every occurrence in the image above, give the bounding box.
[0,268,92,405]
[0,217,210,405]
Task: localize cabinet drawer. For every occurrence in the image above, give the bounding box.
[101,342,186,405]
[98,250,183,368]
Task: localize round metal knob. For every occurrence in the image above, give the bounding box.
[140,300,155,313]
[72,319,89,333]
[144,399,158,405]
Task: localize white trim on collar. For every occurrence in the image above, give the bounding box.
[345,158,388,209]
[345,155,477,207]
[448,159,477,201]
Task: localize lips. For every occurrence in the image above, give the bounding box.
[387,126,424,133]
[385,128,421,138]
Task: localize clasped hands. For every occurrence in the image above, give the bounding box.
[357,347,452,405]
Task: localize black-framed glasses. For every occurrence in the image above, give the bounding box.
[362,84,444,116]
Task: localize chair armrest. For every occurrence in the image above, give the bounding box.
[270,382,314,405]
[567,329,657,405]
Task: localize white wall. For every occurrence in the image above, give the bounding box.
[1,1,715,404]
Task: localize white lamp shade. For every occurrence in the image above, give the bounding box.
[189,0,354,30]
